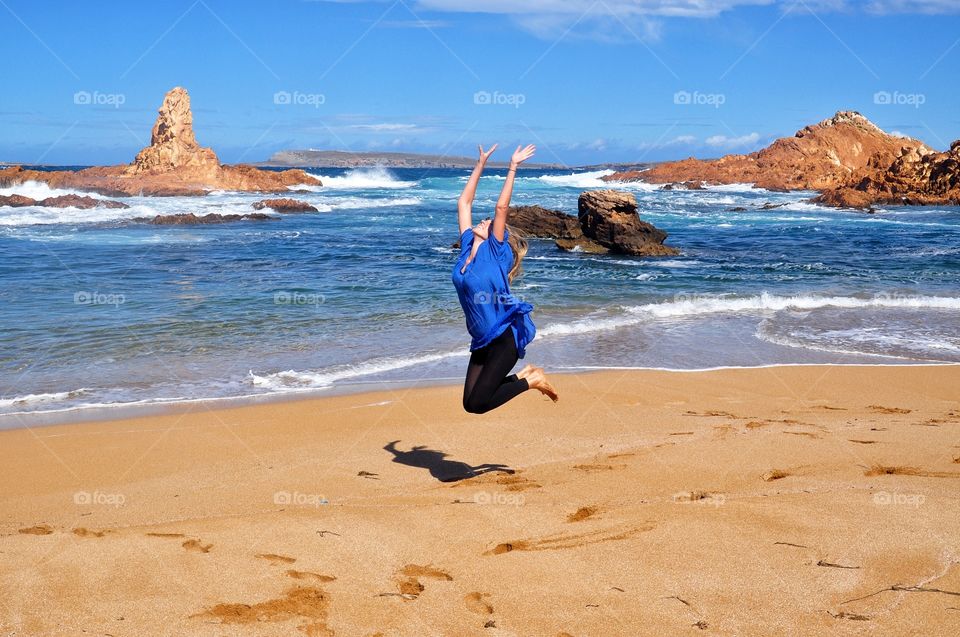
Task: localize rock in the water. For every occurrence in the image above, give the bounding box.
[0,87,320,197]
[126,87,220,178]
[561,189,678,256]
[252,198,318,213]
[814,140,960,209]
[0,194,39,207]
[141,212,276,225]
[605,111,930,192]
[0,193,128,209]
[507,205,582,239]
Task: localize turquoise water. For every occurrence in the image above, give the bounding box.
[1,166,958,419]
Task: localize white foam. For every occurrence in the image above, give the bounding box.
[538,293,960,337]
[325,196,421,210]
[0,180,109,201]
[0,389,90,409]
[249,349,465,390]
[304,167,416,189]
[535,169,615,188]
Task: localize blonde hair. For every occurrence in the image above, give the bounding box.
[506,224,528,284]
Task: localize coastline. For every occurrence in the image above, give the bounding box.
[2,365,958,635]
[3,361,957,430]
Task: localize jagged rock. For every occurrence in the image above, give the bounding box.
[0,194,128,208]
[507,205,582,239]
[0,194,39,207]
[814,139,960,209]
[140,212,276,225]
[605,111,930,192]
[252,198,318,213]
[758,202,787,210]
[557,190,678,256]
[126,87,220,178]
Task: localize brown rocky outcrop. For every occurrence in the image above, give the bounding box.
[605,111,929,193]
[252,198,319,213]
[814,140,960,209]
[0,193,128,209]
[557,190,678,256]
[139,212,276,225]
[0,87,320,197]
[507,205,583,239]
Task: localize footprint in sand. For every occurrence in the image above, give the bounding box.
[761,469,790,482]
[567,506,599,522]
[868,405,912,414]
[394,564,453,599]
[257,553,297,564]
[865,465,960,478]
[182,539,213,553]
[18,525,53,535]
[485,523,654,556]
[287,570,336,583]
[72,527,110,538]
[452,470,540,492]
[684,410,742,418]
[464,591,494,615]
[192,585,332,636]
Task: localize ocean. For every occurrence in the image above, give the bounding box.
[1,166,958,423]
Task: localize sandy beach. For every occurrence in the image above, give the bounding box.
[1,365,958,636]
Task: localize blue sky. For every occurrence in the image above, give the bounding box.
[1,0,958,166]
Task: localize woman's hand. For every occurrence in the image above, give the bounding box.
[478,143,498,163]
[509,144,536,168]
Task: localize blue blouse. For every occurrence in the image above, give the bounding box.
[451,227,536,358]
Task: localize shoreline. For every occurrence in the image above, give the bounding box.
[3,361,957,430]
[2,364,958,635]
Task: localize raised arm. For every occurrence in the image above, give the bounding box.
[458,144,497,234]
[491,144,535,242]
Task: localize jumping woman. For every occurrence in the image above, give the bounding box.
[452,143,559,414]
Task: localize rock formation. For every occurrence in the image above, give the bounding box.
[126,87,220,179]
[252,198,319,213]
[0,87,320,197]
[0,194,128,209]
[605,111,929,193]
[507,205,583,239]
[814,140,960,208]
[138,212,276,225]
[557,190,678,256]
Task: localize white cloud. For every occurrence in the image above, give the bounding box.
[705,132,761,148]
[347,123,423,132]
[865,0,960,14]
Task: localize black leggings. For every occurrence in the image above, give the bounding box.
[462,328,529,414]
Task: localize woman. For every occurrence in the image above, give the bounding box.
[452,143,558,414]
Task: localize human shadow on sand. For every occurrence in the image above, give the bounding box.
[383,440,515,483]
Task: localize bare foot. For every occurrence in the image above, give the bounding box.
[516,364,537,380]
[526,368,559,402]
